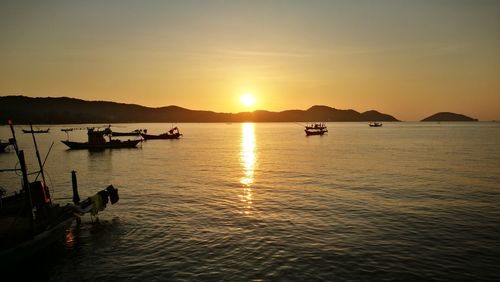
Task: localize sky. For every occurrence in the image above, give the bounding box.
[1,0,499,121]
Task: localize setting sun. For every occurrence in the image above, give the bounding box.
[240,93,256,108]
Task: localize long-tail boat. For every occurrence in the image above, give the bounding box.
[22,128,50,134]
[305,123,328,136]
[111,129,145,137]
[140,126,182,140]
[369,122,383,127]
[61,127,141,149]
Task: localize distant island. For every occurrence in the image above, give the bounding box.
[421,112,478,122]
[0,96,400,124]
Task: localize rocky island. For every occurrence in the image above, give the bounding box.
[421,112,478,122]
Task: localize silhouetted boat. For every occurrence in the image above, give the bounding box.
[305,123,328,136]
[1,121,120,267]
[61,127,141,150]
[369,122,383,127]
[22,128,50,134]
[111,129,144,137]
[140,127,182,140]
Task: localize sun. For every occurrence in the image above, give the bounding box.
[240,93,256,107]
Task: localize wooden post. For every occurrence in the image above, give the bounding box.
[71,170,80,204]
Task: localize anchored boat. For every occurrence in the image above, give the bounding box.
[61,127,141,150]
[111,129,145,137]
[305,123,328,136]
[140,126,182,140]
[22,128,50,134]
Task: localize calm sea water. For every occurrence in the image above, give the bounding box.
[1,122,499,281]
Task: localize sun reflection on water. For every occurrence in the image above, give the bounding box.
[239,123,255,214]
[64,228,75,250]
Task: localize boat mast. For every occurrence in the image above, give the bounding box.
[29,122,51,204]
[18,150,35,234]
[8,121,35,234]
[7,120,20,156]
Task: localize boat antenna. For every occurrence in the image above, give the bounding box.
[29,122,50,203]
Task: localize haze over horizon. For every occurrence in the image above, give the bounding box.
[1,0,499,121]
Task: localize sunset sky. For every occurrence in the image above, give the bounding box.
[1,0,499,121]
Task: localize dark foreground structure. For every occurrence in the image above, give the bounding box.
[0,122,120,270]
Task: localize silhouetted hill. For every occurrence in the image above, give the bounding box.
[0,96,399,124]
[421,112,478,122]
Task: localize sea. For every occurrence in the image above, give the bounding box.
[0,122,499,281]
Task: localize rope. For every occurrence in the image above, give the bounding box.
[293,122,306,127]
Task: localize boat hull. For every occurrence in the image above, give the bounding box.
[112,132,141,137]
[140,133,181,140]
[0,215,74,270]
[22,129,50,133]
[61,139,141,150]
[305,130,327,136]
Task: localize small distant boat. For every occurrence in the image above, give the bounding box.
[61,127,141,150]
[22,128,50,134]
[305,123,328,136]
[369,122,383,127]
[141,127,182,140]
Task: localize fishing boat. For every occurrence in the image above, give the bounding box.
[140,127,182,140]
[0,121,120,268]
[61,127,141,150]
[305,123,328,136]
[369,122,383,127]
[22,128,50,134]
[111,129,144,137]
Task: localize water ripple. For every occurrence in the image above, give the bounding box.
[1,123,499,281]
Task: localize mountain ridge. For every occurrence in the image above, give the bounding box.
[0,95,402,124]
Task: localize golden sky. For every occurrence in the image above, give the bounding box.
[1,0,499,120]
